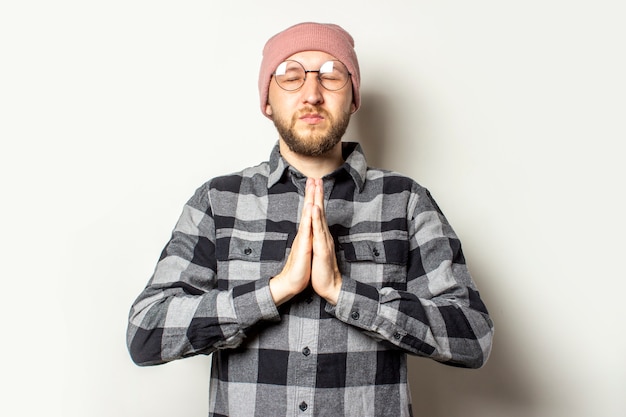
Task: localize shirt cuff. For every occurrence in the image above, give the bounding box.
[232,277,280,328]
[325,276,380,331]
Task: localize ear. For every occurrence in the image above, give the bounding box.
[350,102,357,114]
[265,103,273,117]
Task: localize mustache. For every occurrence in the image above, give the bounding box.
[295,106,331,118]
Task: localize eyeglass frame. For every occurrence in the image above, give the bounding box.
[272,59,352,92]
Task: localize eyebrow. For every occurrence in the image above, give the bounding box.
[319,61,335,73]
[275,62,288,75]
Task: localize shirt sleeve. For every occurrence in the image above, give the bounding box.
[326,184,494,369]
[126,182,280,366]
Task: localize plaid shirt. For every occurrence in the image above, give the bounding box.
[127,142,494,417]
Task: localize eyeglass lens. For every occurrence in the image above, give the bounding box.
[274,60,350,91]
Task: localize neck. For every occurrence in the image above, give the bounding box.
[279,140,344,179]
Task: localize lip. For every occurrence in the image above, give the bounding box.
[299,113,325,124]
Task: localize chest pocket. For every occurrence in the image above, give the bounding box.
[337,231,409,289]
[215,229,288,288]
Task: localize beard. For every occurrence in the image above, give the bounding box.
[272,106,351,157]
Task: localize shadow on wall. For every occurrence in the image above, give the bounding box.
[347,89,426,175]
[350,91,542,417]
[407,330,540,417]
[347,90,394,171]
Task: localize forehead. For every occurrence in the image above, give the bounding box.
[284,50,339,66]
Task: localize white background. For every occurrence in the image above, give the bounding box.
[2,1,625,416]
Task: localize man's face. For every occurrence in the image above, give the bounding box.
[265,51,356,157]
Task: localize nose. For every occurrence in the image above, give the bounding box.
[300,74,324,106]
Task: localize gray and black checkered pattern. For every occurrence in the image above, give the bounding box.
[127,142,494,416]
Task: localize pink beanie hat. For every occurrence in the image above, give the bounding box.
[258,22,361,117]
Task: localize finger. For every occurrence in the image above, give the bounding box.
[314,179,325,214]
[298,202,313,240]
[299,179,315,238]
[292,200,312,252]
[311,203,330,244]
[303,178,315,208]
[311,203,322,232]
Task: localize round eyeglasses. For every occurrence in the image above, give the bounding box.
[273,60,351,92]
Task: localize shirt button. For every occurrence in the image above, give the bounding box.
[244,247,252,255]
[302,347,311,356]
[351,311,360,320]
[299,401,308,411]
[372,248,380,257]
[393,332,402,340]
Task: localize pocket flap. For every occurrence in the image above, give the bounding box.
[215,229,288,262]
[338,231,408,265]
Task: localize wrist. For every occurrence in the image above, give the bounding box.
[321,273,342,306]
[269,273,300,306]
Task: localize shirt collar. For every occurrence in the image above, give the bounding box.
[267,141,368,192]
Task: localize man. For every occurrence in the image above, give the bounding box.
[127,22,494,416]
